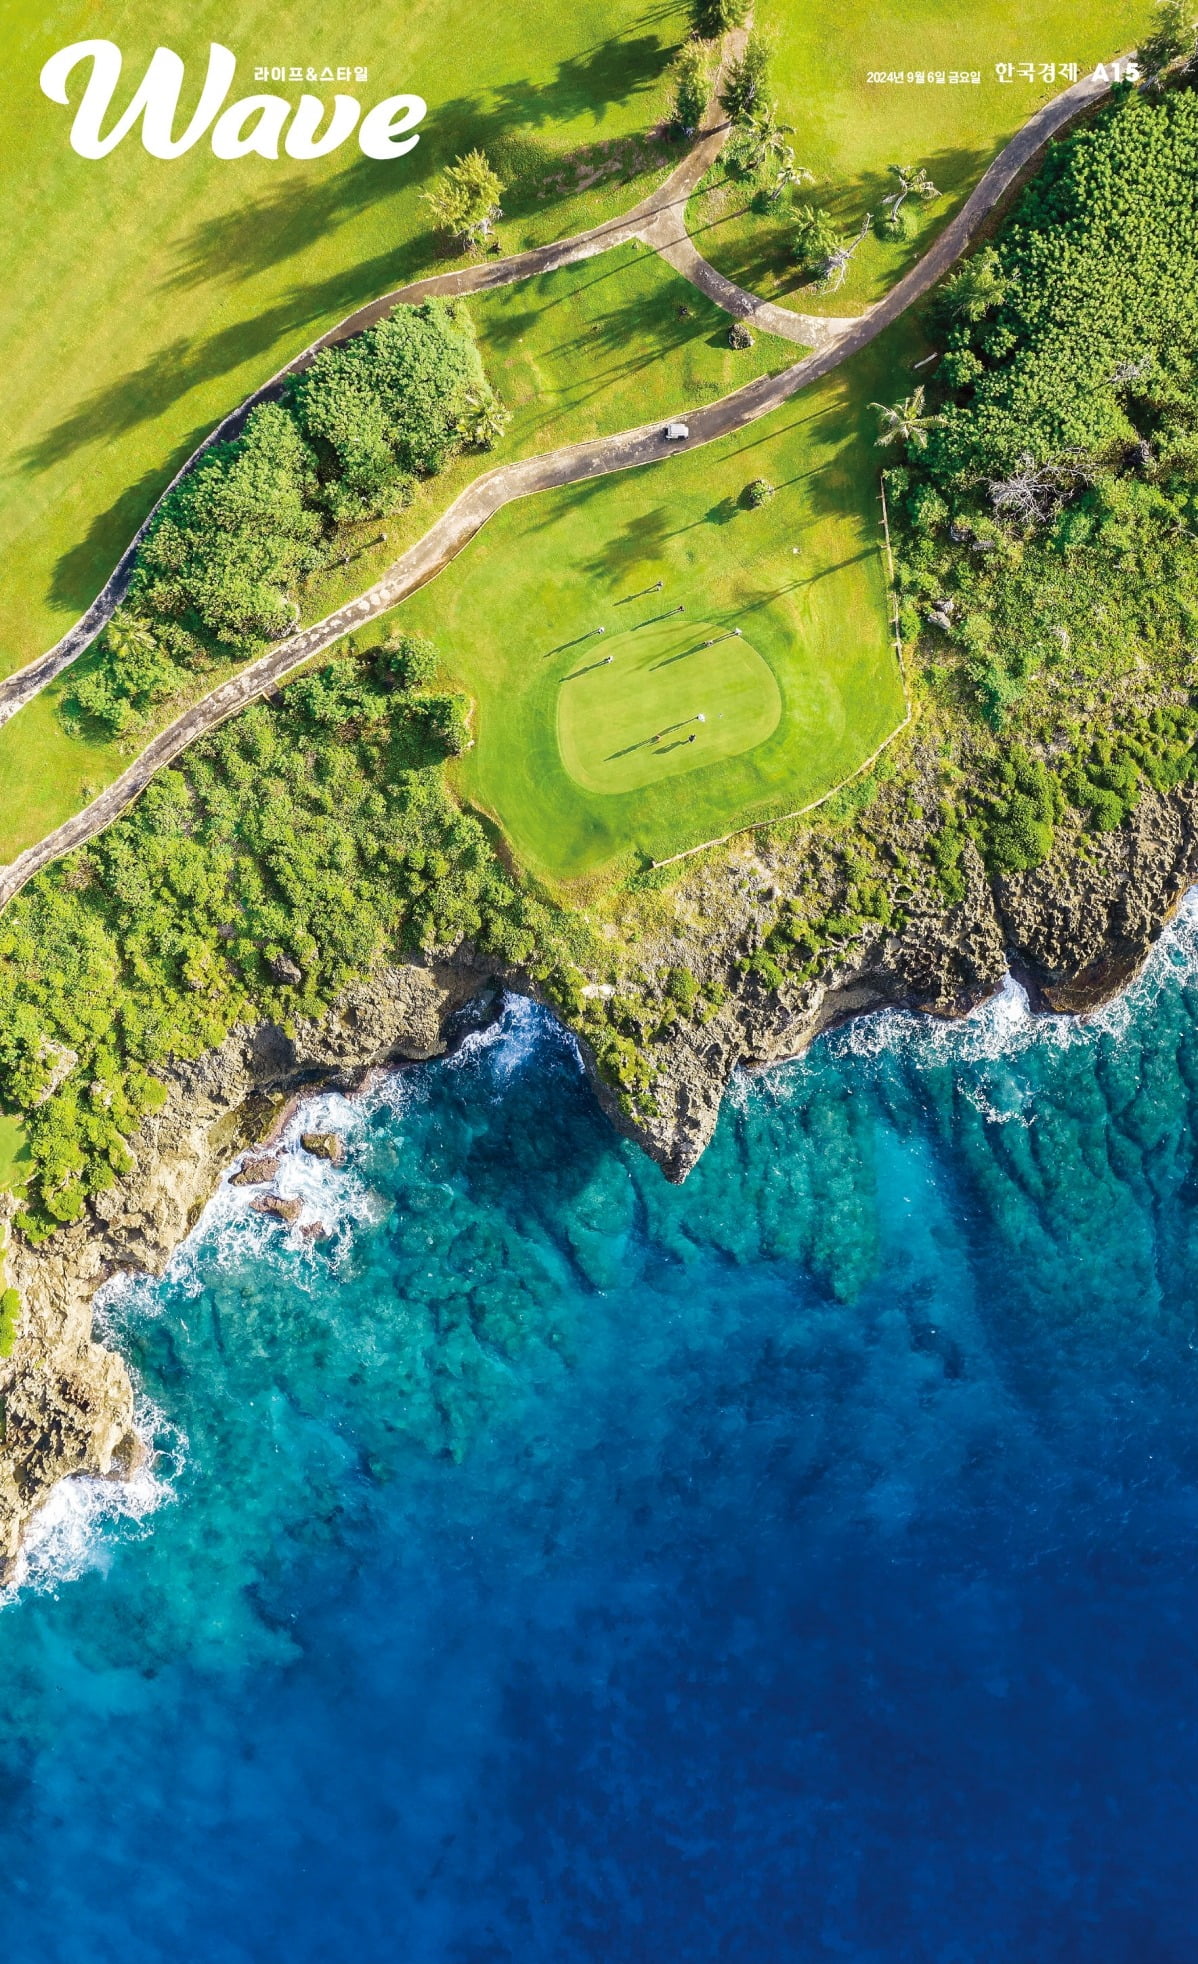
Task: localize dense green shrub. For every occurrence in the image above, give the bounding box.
[379,630,439,690]
[925,91,1198,487]
[290,301,501,521]
[128,303,504,655]
[926,807,969,904]
[718,31,772,124]
[669,41,710,132]
[891,88,1198,728]
[0,640,557,1239]
[0,1287,19,1358]
[690,0,749,36]
[665,965,700,1014]
[131,404,320,649]
[64,617,187,737]
[974,747,1063,874]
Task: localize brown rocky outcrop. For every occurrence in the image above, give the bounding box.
[230,1154,281,1187]
[252,1194,302,1225]
[0,958,495,1581]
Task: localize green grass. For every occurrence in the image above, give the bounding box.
[0,241,799,862]
[557,620,782,793]
[688,0,1146,318]
[0,1112,30,1194]
[0,0,690,674]
[392,328,914,882]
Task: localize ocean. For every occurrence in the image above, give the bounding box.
[2,913,1198,1962]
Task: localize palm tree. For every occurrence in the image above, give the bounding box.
[876,163,939,238]
[742,105,812,199]
[459,389,510,451]
[869,385,943,451]
[882,163,938,219]
[819,211,873,293]
[105,618,158,665]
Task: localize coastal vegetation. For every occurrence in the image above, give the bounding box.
[12,9,1198,1245]
[0,634,576,1238]
[0,1288,18,1359]
[129,300,503,654]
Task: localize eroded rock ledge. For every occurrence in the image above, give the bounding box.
[3,779,1196,1577]
[0,958,492,1581]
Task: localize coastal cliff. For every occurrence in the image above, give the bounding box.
[618,776,1198,1179]
[3,773,1197,1574]
[0,959,491,1581]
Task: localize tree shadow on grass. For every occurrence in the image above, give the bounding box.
[485,269,732,405]
[45,458,205,616]
[23,22,686,478]
[489,33,674,131]
[690,141,995,302]
[581,503,673,581]
[18,248,426,475]
[164,25,678,296]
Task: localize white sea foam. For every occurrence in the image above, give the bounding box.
[155,995,574,1295]
[445,991,580,1082]
[750,887,1198,1105]
[0,1395,181,1605]
[153,1082,393,1295]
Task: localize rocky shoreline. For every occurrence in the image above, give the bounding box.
[3,775,1197,1579]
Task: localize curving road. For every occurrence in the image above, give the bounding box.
[0,55,1125,912]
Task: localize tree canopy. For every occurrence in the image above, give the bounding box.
[423,150,505,249]
[924,89,1198,486]
[292,300,498,518]
[129,302,504,651]
[131,405,320,648]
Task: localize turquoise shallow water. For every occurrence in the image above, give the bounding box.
[3,917,1198,1961]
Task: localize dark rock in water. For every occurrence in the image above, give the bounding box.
[269,953,303,985]
[253,1194,302,1225]
[231,1154,281,1187]
[300,1131,343,1164]
[300,1220,333,1243]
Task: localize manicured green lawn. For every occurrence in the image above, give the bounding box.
[393,328,914,882]
[557,620,781,794]
[689,0,1145,317]
[0,242,798,863]
[0,0,689,673]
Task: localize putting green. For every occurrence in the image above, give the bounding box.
[557,621,780,794]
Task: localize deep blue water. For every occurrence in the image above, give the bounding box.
[3,923,1198,1963]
